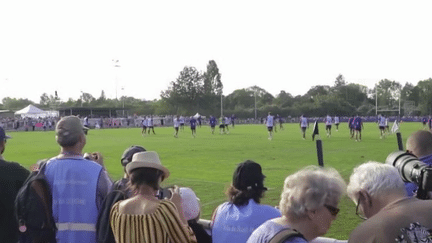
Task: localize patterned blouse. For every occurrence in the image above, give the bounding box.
[110,200,197,243]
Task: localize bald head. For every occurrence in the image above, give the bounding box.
[406,130,432,158]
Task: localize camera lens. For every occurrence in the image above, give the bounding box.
[386,151,426,184]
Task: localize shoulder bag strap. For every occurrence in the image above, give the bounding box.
[269,228,305,243]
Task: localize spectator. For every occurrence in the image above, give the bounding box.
[110,151,197,243]
[0,127,31,242]
[405,130,432,196]
[211,160,281,243]
[112,145,147,195]
[180,187,212,243]
[347,162,432,242]
[96,145,146,243]
[43,115,112,242]
[247,166,346,243]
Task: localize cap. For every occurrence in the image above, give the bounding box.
[233,160,267,191]
[0,127,11,141]
[120,145,146,166]
[179,187,200,221]
[55,116,88,146]
[126,151,170,180]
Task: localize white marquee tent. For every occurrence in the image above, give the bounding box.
[15,105,49,118]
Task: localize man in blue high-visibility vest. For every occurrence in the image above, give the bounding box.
[43,116,112,242]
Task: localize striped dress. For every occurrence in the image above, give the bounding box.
[110,200,197,243]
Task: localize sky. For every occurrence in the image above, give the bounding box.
[1,1,432,104]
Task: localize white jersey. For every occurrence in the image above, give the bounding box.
[147,118,153,127]
[142,119,148,126]
[266,115,274,127]
[334,116,340,124]
[83,117,89,126]
[300,117,308,128]
[179,116,185,124]
[173,118,180,128]
[325,116,332,126]
[385,118,389,126]
[379,117,386,126]
[225,117,231,125]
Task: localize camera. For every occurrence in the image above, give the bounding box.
[157,186,173,199]
[386,151,432,199]
[83,153,98,161]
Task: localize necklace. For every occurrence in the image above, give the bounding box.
[136,193,158,201]
[58,151,83,159]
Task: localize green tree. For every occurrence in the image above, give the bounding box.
[161,66,203,114]
[40,93,50,106]
[334,74,347,87]
[374,79,402,109]
[273,91,294,107]
[401,83,420,106]
[225,89,255,110]
[203,60,223,96]
[247,86,274,107]
[201,60,223,115]
[416,78,432,114]
[81,92,95,106]
[2,97,34,110]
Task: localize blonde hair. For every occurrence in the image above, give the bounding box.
[279,166,346,220]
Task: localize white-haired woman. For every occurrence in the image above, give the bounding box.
[247,166,346,243]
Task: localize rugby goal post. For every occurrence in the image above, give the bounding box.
[375,87,401,117]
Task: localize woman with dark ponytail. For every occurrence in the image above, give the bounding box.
[211,160,281,243]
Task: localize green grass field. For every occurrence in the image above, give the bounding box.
[3,121,425,239]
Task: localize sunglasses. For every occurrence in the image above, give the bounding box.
[324,204,340,216]
[355,198,368,220]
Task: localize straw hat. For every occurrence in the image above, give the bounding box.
[126,151,170,180]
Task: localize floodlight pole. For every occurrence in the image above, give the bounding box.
[113,59,121,100]
[254,90,257,120]
[221,92,223,117]
[399,88,401,118]
[80,91,84,107]
[121,86,125,117]
[375,85,378,115]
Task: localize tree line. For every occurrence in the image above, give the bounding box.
[1,60,432,118]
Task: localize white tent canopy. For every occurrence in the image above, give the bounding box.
[15,105,48,117]
[193,113,201,118]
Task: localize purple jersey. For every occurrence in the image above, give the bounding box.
[190,118,197,128]
[348,117,354,128]
[354,117,362,130]
[210,117,216,126]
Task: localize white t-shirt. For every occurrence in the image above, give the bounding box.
[325,116,332,125]
[379,117,386,126]
[173,118,180,128]
[142,119,148,126]
[225,117,231,125]
[266,115,274,127]
[147,118,153,127]
[334,116,340,124]
[300,117,308,128]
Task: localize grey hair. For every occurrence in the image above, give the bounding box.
[347,161,406,202]
[279,166,346,220]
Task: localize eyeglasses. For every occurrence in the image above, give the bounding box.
[324,204,340,216]
[355,198,368,220]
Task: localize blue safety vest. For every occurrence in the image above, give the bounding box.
[45,156,102,242]
[212,199,281,243]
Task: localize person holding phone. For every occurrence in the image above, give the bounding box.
[110,151,197,243]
